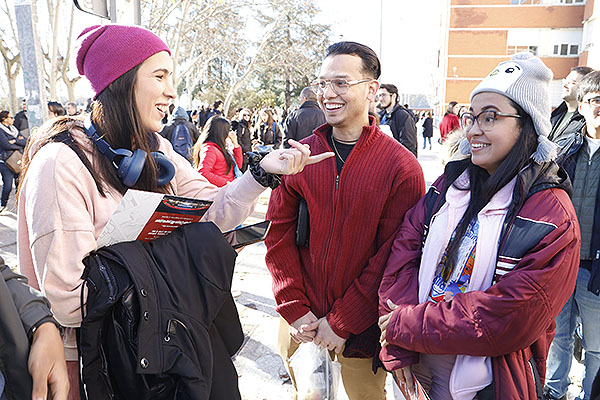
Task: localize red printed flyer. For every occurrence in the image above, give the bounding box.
[97,190,212,247]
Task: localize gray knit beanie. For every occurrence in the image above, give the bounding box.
[459,52,558,164]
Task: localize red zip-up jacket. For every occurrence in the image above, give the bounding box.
[265,118,425,343]
[197,142,242,187]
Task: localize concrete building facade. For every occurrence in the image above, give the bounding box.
[440,0,598,113]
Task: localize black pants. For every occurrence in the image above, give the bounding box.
[0,162,17,207]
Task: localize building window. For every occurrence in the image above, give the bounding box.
[570,44,579,55]
[507,45,538,55]
[553,43,579,56]
[559,0,585,3]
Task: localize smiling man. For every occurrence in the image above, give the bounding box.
[265,41,425,399]
[549,66,594,151]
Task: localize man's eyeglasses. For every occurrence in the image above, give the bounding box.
[460,110,521,132]
[583,96,600,107]
[562,78,578,86]
[311,78,371,95]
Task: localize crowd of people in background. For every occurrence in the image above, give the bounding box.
[1,80,470,204]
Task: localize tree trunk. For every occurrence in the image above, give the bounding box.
[65,79,77,102]
[171,0,191,88]
[48,0,60,99]
[7,66,19,113]
[186,76,194,109]
[223,8,288,116]
[284,74,291,115]
[61,1,79,103]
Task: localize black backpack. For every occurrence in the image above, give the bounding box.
[170,124,193,161]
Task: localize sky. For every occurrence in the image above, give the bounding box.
[6,0,443,102]
[315,0,443,96]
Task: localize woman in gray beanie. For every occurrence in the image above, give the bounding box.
[378,53,581,399]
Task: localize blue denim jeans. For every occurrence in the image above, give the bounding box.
[0,370,6,400]
[546,267,600,400]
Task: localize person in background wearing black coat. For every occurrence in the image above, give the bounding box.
[282,87,326,148]
[13,99,29,137]
[376,84,418,157]
[234,108,253,171]
[422,111,433,150]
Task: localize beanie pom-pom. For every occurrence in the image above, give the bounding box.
[531,135,558,164]
[459,137,471,156]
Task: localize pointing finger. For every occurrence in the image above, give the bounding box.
[306,152,334,165]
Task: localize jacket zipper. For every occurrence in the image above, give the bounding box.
[316,133,344,317]
[96,255,116,302]
[577,152,593,218]
[164,318,198,354]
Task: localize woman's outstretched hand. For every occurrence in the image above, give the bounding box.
[260,139,334,175]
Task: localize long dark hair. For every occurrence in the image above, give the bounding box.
[260,109,274,127]
[19,63,169,200]
[441,99,538,281]
[0,110,10,124]
[193,116,234,173]
[445,101,458,116]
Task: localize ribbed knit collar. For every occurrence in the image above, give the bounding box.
[313,115,382,149]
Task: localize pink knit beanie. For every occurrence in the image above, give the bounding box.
[76,24,171,98]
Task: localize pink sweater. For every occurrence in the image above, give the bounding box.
[17,123,264,359]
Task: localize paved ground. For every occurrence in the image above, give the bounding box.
[0,136,585,399]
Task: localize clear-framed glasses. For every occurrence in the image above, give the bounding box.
[583,96,600,107]
[311,78,372,95]
[375,92,390,100]
[460,110,521,132]
[562,78,578,86]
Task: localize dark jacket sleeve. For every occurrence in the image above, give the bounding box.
[388,108,418,157]
[236,125,252,154]
[393,110,417,157]
[383,189,580,363]
[159,125,173,141]
[283,114,297,148]
[274,123,283,149]
[0,129,22,152]
[187,122,200,143]
[1,261,55,338]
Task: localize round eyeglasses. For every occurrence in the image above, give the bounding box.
[583,96,600,107]
[461,110,521,132]
[311,78,371,96]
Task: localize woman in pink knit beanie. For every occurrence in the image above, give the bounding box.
[16,24,332,400]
